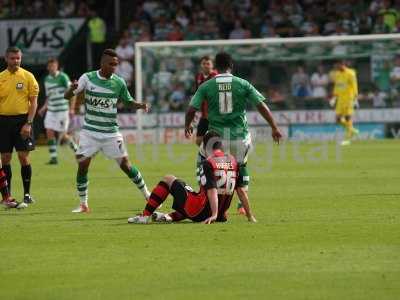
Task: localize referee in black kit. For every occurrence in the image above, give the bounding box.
[0,47,39,205]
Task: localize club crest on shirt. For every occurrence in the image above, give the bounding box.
[16,82,24,90]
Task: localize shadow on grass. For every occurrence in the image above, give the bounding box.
[65,216,129,222]
[349,193,400,197]
[0,209,51,215]
[114,220,198,226]
[0,211,27,216]
[0,210,67,217]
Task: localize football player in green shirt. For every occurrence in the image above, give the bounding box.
[64,49,150,213]
[38,58,77,165]
[185,52,282,219]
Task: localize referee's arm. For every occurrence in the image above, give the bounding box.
[28,95,38,119]
[21,76,39,139]
[20,95,38,139]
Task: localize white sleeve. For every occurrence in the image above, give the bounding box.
[73,74,89,95]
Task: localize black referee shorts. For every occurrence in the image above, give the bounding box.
[0,114,35,153]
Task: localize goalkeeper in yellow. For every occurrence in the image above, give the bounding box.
[329,60,359,146]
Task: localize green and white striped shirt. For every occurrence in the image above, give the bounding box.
[74,70,133,138]
[44,71,71,112]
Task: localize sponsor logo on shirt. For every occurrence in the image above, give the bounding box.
[87,97,112,108]
[16,82,24,90]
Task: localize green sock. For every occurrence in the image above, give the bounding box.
[66,137,78,152]
[128,166,149,199]
[48,139,57,159]
[77,174,88,204]
[239,164,250,187]
[237,164,250,209]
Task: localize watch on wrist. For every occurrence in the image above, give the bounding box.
[27,120,33,125]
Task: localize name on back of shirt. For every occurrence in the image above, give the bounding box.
[215,162,234,170]
[218,83,231,91]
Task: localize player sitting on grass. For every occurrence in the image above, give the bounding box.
[128,131,257,224]
[65,49,151,213]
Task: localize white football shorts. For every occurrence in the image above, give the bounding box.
[44,111,69,132]
[76,130,128,159]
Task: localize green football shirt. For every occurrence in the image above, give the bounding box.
[74,70,133,137]
[190,73,265,139]
[44,71,71,112]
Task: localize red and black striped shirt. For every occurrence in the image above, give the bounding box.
[200,149,238,221]
[194,70,218,118]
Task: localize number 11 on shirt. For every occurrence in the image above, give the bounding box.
[218,91,232,114]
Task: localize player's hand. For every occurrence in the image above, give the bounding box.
[328,96,336,107]
[141,103,150,113]
[271,127,282,144]
[71,80,78,90]
[185,125,193,139]
[204,215,217,224]
[353,98,360,109]
[20,123,32,139]
[247,215,257,223]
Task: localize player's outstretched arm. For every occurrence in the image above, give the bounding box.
[131,101,150,112]
[185,105,197,138]
[256,102,282,144]
[236,187,257,223]
[204,188,218,224]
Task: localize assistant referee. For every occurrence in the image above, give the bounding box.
[0,47,39,204]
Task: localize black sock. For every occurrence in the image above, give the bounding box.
[3,164,12,192]
[0,168,11,200]
[21,165,32,195]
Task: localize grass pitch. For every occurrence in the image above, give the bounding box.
[0,140,399,300]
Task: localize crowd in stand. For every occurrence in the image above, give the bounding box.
[0,0,93,18]
[122,0,400,43]
[111,0,400,111]
[3,0,400,37]
[276,59,400,109]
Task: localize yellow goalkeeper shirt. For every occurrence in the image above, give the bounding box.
[330,67,358,102]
